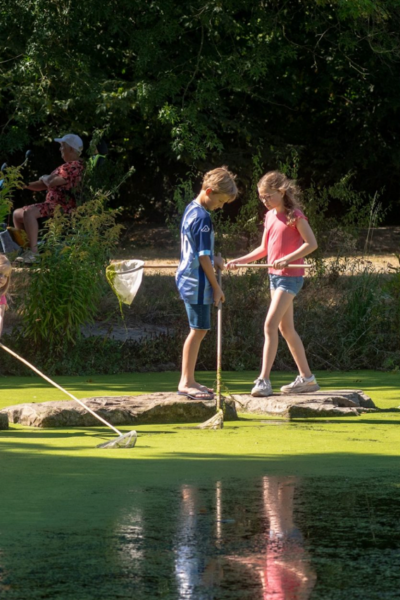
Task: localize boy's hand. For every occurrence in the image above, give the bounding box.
[214,255,225,271]
[213,285,225,306]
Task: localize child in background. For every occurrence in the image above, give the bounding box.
[0,255,12,338]
[176,167,238,399]
[227,171,319,397]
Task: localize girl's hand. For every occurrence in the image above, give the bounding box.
[273,258,289,269]
[226,259,243,270]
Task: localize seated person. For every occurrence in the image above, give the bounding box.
[14,134,84,263]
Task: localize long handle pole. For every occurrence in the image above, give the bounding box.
[139,264,312,269]
[0,343,122,436]
[216,256,222,412]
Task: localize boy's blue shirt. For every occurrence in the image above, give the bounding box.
[176,200,214,305]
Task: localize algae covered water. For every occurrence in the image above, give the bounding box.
[1,371,400,598]
[1,474,399,599]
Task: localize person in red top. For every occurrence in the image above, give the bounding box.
[13,134,84,263]
[227,170,319,396]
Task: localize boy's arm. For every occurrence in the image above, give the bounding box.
[199,256,225,306]
[226,229,268,269]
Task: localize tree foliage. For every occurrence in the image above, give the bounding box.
[1,0,400,216]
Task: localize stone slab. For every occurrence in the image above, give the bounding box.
[0,393,238,428]
[0,412,8,430]
[231,390,376,418]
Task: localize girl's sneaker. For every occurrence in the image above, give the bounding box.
[280,375,320,394]
[251,378,273,397]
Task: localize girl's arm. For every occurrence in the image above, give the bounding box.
[226,229,268,269]
[0,305,5,338]
[273,219,318,269]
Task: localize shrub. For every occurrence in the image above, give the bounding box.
[21,196,122,347]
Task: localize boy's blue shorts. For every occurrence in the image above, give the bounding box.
[269,274,304,296]
[184,302,211,330]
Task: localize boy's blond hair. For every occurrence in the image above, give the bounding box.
[0,255,11,297]
[202,167,238,202]
[258,171,303,226]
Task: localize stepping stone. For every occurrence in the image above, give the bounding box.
[1,393,238,428]
[231,390,376,418]
[0,412,8,430]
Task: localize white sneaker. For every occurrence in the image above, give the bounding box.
[280,375,320,395]
[251,378,273,397]
[15,250,38,264]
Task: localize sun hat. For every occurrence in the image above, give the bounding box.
[54,134,84,153]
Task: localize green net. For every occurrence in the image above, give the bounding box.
[106,260,144,305]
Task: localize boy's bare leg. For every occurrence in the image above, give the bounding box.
[179,328,212,395]
[278,301,312,378]
[259,290,297,381]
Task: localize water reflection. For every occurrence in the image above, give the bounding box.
[171,477,315,599]
[1,476,399,598]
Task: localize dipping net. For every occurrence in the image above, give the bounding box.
[106,260,144,305]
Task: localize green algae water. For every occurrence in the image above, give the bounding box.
[0,470,399,599]
[1,371,400,598]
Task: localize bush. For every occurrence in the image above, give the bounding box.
[21,197,122,347]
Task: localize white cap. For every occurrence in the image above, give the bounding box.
[54,134,83,153]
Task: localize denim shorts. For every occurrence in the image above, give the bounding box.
[269,274,304,296]
[184,302,211,330]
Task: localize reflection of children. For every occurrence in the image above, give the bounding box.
[227,171,319,397]
[0,255,11,338]
[176,167,238,400]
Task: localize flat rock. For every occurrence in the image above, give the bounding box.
[0,412,8,430]
[231,390,376,418]
[1,393,237,428]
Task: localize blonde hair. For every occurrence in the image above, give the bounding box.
[202,166,238,202]
[0,255,11,297]
[258,170,303,226]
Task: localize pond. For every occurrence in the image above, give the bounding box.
[1,474,399,599]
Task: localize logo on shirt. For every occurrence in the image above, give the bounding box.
[201,225,210,233]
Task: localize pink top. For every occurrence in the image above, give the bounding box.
[264,209,308,277]
[0,295,6,306]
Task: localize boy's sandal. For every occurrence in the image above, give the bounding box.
[186,390,214,401]
[199,385,214,394]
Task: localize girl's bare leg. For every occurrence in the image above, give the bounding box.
[22,205,42,252]
[259,289,295,380]
[279,302,312,378]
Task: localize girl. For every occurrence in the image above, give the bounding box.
[227,171,319,396]
[0,255,12,338]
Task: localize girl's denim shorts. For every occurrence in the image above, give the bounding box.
[269,274,304,296]
[184,302,211,330]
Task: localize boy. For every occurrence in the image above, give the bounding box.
[176,167,238,399]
